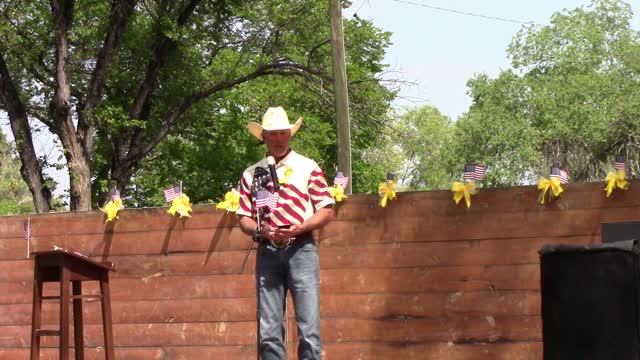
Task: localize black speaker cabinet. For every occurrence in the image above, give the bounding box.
[602,221,640,243]
[540,241,640,360]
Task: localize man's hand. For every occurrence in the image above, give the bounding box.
[273,224,302,240]
[258,222,279,241]
[258,223,302,248]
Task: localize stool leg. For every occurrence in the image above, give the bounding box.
[30,264,43,360]
[100,276,115,360]
[72,281,84,360]
[60,268,70,360]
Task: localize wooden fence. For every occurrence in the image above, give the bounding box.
[0,180,638,359]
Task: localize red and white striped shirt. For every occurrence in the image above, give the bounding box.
[236,150,335,227]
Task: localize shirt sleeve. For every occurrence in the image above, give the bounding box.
[236,170,254,217]
[307,166,335,210]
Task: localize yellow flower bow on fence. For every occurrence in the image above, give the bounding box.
[537,177,563,204]
[329,184,347,202]
[378,180,396,207]
[216,188,240,212]
[604,169,629,197]
[168,194,193,218]
[279,166,293,185]
[100,197,123,223]
[451,181,477,208]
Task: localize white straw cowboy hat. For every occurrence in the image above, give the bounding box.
[248,106,303,141]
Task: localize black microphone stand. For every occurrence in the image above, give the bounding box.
[240,205,263,274]
[239,163,278,360]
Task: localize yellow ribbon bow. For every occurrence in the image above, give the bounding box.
[100,198,123,222]
[604,169,629,197]
[378,180,396,207]
[329,184,347,202]
[168,194,192,218]
[279,166,293,185]
[216,188,240,212]
[451,181,477,208]
[537,177,564,204]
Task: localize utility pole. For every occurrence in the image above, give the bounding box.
[329,0,352,194]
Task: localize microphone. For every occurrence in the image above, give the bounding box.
[266,156,280,191]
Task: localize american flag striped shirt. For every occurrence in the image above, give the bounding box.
[237,150,335,228]
[463,164,485,181]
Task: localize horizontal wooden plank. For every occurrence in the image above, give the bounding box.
[0,346,256,360]
[2,180,637,241]
[334,180,640,220]
[0,181,631,358]
[0,238,29,260]
[0,315,541,348]
[0,206,238,239]
[27,226,249,258]
[0,215,30,239]
[0,342,543,360]
[0,259,33,281]
[0,265,541,305]
[1,217,601,261]
[0,290,540,326]
[0,236,592,281]
[321,265,540,293]
[324,341,543,360]
[320,206,639,243]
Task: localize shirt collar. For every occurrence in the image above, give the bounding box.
[266,149,295,167]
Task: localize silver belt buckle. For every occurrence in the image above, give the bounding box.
[271,237,295,249]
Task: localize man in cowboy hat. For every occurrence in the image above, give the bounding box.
[236,106,335,360]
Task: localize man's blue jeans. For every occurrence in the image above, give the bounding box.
[256,236,321,360]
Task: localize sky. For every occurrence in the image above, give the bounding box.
[2,0,639,198]
[345,0,640,119]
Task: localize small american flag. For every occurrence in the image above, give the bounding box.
[550,167,569,184]
[614,156,627,171]
[463,164,485,181]
[255,190,278,210]
[334,171,349,188]
[24,219,30,241]
[164,185,181,203]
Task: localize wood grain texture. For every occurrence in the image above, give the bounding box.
[0,180,634,358]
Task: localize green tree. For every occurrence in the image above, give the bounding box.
[122,11,395,206]
[0,131,35,215]
[454,72,542,186]
[0,0,395,211]
[391,105,455,190]
[456,0,640,184]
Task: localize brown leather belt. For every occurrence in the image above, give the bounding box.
[260,231,313,248]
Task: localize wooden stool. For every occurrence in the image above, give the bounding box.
[30,250,116,360]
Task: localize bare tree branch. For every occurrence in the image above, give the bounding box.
[127,60,328,165]
[116,0,203,166]
[77,0,138,155]
[128,0,201,121]
[49,0,95,210]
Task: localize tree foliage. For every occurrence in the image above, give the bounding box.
[0,131,34,215]
[123,9,395,206]
[386,106,455,190]
[0,0,395,211]
[453,0,640,184]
